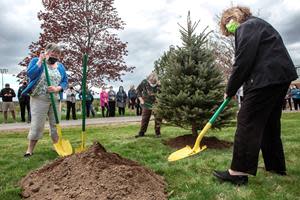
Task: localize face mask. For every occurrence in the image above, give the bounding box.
[150,83,157,87]
[47,57,58,65]
[226,20,239,34]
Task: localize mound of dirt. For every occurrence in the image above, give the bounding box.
[20,142,167,200]
[164,135,233,149]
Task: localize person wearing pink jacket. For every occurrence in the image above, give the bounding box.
[100,86,109,117]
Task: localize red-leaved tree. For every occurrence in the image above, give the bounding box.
[18,0,134,87]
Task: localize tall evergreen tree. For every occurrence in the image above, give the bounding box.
[155,12,234,135]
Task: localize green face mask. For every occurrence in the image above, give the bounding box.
[226,20,239,34]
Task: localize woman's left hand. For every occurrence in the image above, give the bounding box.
[48,86,62,93]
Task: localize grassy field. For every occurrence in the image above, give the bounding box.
[0,112,299,200]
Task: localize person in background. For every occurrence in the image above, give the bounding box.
[90,90,96,117]
[135,72,162,138]
[22,43,68,157]
[128,85,137,110]
[213,6,298,185]
[136,98,142,116]
[0,83,16,123]
[108,86,116,117]
[100,86,109,117]
[65,86,77,120]
[282,86,292,111]
[291,85,300,110]
[79,88,94,118]
[18,80,31,123]
[116,86,127,116]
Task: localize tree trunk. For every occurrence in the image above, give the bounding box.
[192,122,198,136]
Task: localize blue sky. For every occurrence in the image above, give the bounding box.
[0,0,299,97]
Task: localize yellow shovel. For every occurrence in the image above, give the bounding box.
[43,60,73,156]
[168,98,231,162]
[75,54,88,153]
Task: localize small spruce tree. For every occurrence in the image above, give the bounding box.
[155,12,234,135]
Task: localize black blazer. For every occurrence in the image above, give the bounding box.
[226,16,298,97]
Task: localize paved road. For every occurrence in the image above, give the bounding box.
[0,116,142,132]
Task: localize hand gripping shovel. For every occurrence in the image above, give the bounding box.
[75,54,88,153]
[43,60,73,156]
[168,98,231,162]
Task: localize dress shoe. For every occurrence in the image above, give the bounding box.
[213,170,248,185]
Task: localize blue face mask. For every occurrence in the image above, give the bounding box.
[226,20,240,34]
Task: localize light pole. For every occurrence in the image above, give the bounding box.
[0,68,8,89]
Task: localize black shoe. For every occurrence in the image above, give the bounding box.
[155,134,161,138]
[213,170,248,185]
[135,132,145,138]
[24,152,33,157]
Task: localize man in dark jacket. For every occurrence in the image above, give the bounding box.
[0,83,16,123]
[135,72,162,138]
[213,6,298,185]
[18,80,31,122]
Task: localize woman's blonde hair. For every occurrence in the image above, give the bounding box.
[45,43,62,55]
[220,6,252,36]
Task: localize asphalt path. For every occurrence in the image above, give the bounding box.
[0,116,142,133]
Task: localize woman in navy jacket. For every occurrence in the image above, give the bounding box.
[213,6,298,185]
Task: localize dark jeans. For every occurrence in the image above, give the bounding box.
[139,108,162,135]
[66,101,76,120]
[19,101,30,122]
[86,101,92,117]
[231,83,289,175]
[101,103,109,117]
[108,101,116,117]
[129,98,136,109]
[118,107,125,116]
[292,98,300,110]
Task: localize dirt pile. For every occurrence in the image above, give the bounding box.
[20,142,167,200]
[164,135,233,149]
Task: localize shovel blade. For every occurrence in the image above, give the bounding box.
[53,139,73,156]
[168,145,207,162]
[75,131,87,153]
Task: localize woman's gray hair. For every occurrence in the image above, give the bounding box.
[45,43,62,54]
[147,72,158,83]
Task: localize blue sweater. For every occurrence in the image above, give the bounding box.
[22,57,68,100]
[291,88,300,99]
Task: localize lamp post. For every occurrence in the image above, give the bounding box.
[0,68,8,89]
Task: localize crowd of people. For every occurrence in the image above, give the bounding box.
[0,80,147,123]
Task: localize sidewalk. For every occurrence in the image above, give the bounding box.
[0,116,142,132]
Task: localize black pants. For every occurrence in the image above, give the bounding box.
[129,98,136,109]
[292,98,300,110]
[108,101,116,117]
[66,101,76,120]
[118,107,125,115]
[231,83,289,175]
[19,101,30,122]
[101,103,109,117]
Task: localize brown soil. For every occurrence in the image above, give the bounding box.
[20,142,167,200]
[164,135,233,149]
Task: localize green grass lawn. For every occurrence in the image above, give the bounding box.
[0,112,299,200]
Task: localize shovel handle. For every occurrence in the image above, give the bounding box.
[209,98,231,124]
[81,54,88,132]
[43,60,60,124]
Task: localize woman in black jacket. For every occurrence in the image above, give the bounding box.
[213,6,298,185]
